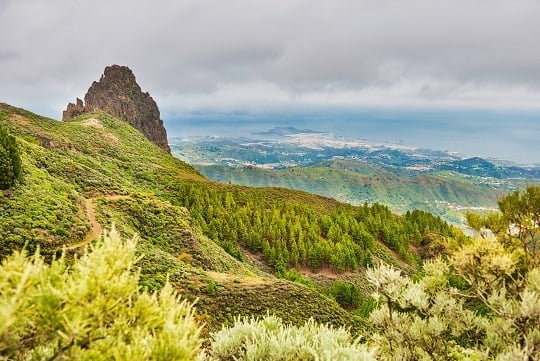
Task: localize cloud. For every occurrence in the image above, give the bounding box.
[1,0,540,118]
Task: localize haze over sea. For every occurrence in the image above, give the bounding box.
[164,107,540,165]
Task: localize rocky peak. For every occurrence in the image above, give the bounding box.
[63,65,170,153]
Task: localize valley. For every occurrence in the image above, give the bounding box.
[170,128,538,225]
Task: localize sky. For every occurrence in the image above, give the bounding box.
[1,0,539,162]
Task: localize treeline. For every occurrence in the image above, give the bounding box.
[175,183,458,272]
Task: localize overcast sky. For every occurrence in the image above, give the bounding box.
[1,0,540,119]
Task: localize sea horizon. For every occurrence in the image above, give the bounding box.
[163,107,540,165]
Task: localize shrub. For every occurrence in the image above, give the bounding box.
[274,258,287,277]
[0,227,202,360]
[327,281,363,309]
[365,237,540,360]
[281,268,315,288]
[363,186,540,360]
[218,240,244,261]
[204,279,218,295]
[0,124,22,190]
[201,315,377,361]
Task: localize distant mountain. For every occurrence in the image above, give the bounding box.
[170,132,540,179]
[196,161,507,225]
[253,126,321,136]
[440,157,540,179]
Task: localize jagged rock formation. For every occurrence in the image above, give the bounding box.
[63,65,170,152]
[63,98,86,120]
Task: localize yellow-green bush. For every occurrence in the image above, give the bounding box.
[0,227,201,360]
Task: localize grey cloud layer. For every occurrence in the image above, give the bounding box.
[1,0,539,116]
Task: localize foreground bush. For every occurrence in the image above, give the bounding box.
[366,243,540,360]
[0,227,201,360]
[201,315,377,361]
[365,187,540,360]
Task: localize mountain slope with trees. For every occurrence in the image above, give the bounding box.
[197,162,506,224]
[1,102,455,334]
[1,102,539,359]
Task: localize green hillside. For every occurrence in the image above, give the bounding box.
[0,103,464,334]
[197,159,508,224]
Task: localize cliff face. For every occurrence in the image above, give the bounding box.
[63,65,170,152]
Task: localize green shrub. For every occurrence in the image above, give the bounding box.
[365,226,540,358]
[218,240,244,261]
[352,297,377,319]
[281,268,315,288]
[204,279,218,295]
[0,124,22,190]
[0,226,202,360]
[273,258,287,277]
[327,281,363,309]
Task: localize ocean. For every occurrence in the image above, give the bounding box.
[163,107,540,165]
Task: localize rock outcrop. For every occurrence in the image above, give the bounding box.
[63,65,170,152]
[63,98,86,120]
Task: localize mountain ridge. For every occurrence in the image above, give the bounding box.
[0,102,458,327]
[253,126,322,136]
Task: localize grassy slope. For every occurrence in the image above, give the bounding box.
[0,103,356,333]
[197,160,506,222]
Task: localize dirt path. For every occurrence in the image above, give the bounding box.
[62,195,131,250]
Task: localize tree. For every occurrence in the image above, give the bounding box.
[0,124,22,190]
[497,186,540,266]
[0,144,15,190]
[467,185,540,267]
[0,227,201,360]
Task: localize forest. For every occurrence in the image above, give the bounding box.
[175,182,462,272]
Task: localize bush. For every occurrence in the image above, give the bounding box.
[218,240,244,261]
[281,268,315,288]
[0,124,22,190]
[0,226,202,360]
[201,315,377,361]
[204,279,218,295]
[363,186,540,360]
[365,239,540,360]
[327,281,363,309]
